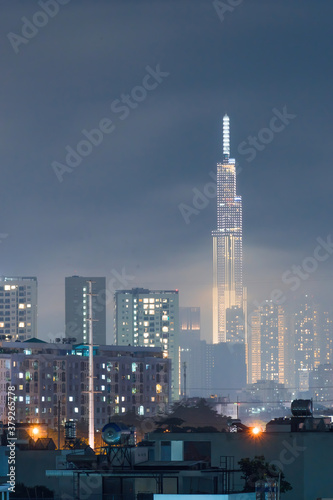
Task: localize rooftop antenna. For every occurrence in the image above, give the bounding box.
[86,280,97,450]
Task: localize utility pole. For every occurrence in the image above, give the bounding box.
[57,399,60,449]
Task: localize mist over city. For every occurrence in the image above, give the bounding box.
[1,1,333,499]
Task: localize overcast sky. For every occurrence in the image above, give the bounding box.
[1,0,333,342]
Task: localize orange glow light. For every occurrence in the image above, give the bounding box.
[252,427,261,435]
[32,427,39,436]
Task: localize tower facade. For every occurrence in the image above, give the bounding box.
[249,301,286,384]
[65,276,106,345]
[114,288,179,400]
[212,115,245,343]
[0,276,37,341]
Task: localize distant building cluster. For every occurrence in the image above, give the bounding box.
[0,116,332,435]
[0,341,170,428]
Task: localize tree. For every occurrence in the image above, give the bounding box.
[11,483,54,499]
[154,398,228,432]
[238,455,292,494]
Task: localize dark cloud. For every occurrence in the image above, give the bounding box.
[1,0,333,341]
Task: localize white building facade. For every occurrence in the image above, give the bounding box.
[114,288,180,400]
[0,276,37,341]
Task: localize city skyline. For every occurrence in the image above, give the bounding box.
[1,1,333,344]
[1,3,333,498]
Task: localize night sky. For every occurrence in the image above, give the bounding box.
[1,0,333,342]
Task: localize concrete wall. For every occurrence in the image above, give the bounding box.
[149,431,333,500]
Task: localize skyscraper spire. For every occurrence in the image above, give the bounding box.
[223,114,230,159]
[213,115,246,345]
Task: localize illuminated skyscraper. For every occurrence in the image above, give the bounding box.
[212,115,246,343]
[65,276,106,345]
[249,301,286,384]
[114,288,179,400]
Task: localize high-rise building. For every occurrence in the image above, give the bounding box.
[309,363,333,407]
[65,276,106,345]
[294,296,317,393]
[180,307,200,333]
[114,288,179,400]
[179,306,202,398]
[0,339,171,426]
[249,309,261,384]
[318,310,333,365]
[0,276,37,341]
[249,302,286,385]
[212,115,246,344]
[205,342,247,401]
[179,331,206,398]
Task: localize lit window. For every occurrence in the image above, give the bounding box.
[143,298,148,303]
[19,385,23,390]
[121,396,125,402]
[19,322,25,328]
[27,304,31,308]
[122,407,126,413]
[74,407,79,413]
[19,373,23,379]
[138,405,144,415]
[0,323,3,328]
[156,384,162,394]
[19,396,23,402]
[69,397,73,402]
